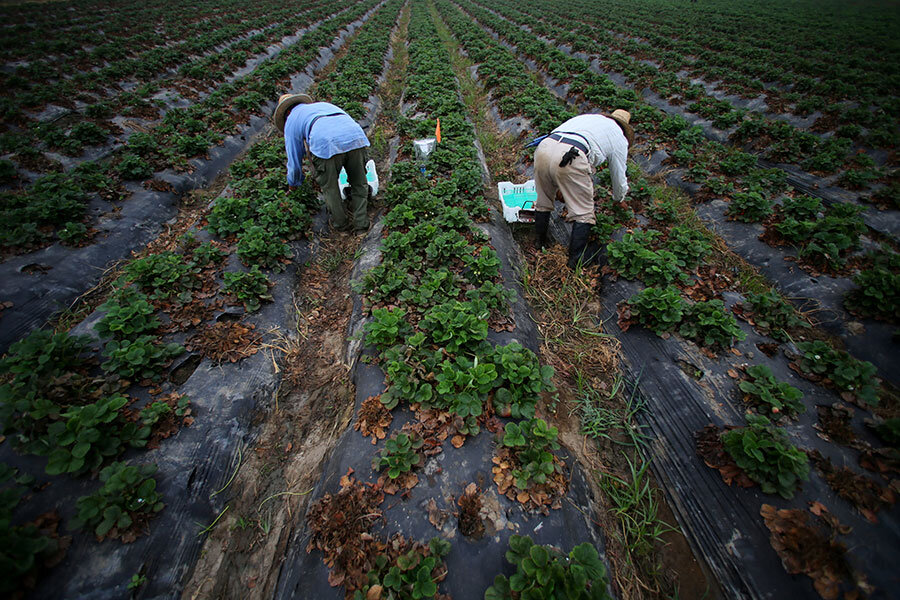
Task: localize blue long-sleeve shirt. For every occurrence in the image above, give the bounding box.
[284,102,370,186]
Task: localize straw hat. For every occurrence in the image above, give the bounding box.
[607,109,634,146]
[274,93,313,132]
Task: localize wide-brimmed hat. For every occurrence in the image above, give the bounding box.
[274,93,313,132]
[607,109,634,146]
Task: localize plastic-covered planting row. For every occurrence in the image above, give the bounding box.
[0,0,406,594]
[435,2,899,598]
[0,0,384,355]
[441,0,898,386]
[1,0,325,151]
[477,0,900,164]
[275,3,612,599]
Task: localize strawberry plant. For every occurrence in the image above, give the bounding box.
[491,343,556,419]
[717,151,756,176]
[434,354,498,417]
[501,418,560,490]
[647,198,679,224]
[485,535,611,600]
[740,291,808,341]
[223,266,273,312]
[844,250,900,323]
[116,153,154,180]
[0,464,58,595]
[794,341,879,405]
[353,537,451,600]
[373,432,423,479]
[780,195,821,221]
[95,287,160,340]
[44,395,150,476]
[124,251,201,303]
[739,365,804,419]
[726,189,772,222]
[71,462,164,540]
[140,395,190,427]
[797,203,866,270]
[191,241,227,267]
[721,413,809,499]
[419,300,489,353]
[467,280,515,314]
[354,263,414,304]
[364,308,413,351]
[607,232,688,286]
[257,196,311,241]
[206,196,255,237]
[463,247,502,284]
[101,335,184,381]
[624,286,686,335]
[58,222,89,245]
[236,225,291,271]
[680,299,746,349]
[665,225,711,268]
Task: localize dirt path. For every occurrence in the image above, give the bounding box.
[430,6,717,598]
[181,9,411,598]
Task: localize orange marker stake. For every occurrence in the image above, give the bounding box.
[435,118,441,143]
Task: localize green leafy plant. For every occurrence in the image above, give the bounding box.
[206,196,255,237]
[781,195,822,221]
[502,418,560,490]
[794,341,879,405]
[101,335,184,381]
[726,189,772,222]
[257,196,311,241]
[665,225,711,269]
[95,287,160,339]
[373,432,423,479]
[844,257,899,323]
[364,308,413,351]
[741,291,808,341]
[353,537,451,600]
[116,153,154,180]
[124,252,200,303]
[45,395,150,476]
[236,225,291,271]
[71,462,164,539]
[0,464,58,595]
[721,413,809,499]
[140,395,190,427]
[607,232,687,286]
[679,300,746,349]
[419,300,489,353]
[485,535,611,600]
[624,286,686,335]
[223,266,273,312]
[192,241,226,267]
[58,221,89,245]
[739,365,805,419]
[490,343,555,420]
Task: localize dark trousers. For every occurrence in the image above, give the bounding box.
[310,147,369,230]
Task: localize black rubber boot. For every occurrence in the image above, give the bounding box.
[567,222,600,270]
[534,211,550,250]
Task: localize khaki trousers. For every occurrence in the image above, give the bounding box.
[533,138,595,224]
[310,147,369,230]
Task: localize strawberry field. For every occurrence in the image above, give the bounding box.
[1,0,897,599]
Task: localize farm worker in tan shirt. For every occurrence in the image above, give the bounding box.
[533,109,633,269]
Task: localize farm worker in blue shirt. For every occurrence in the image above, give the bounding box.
[275,93,371,232]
